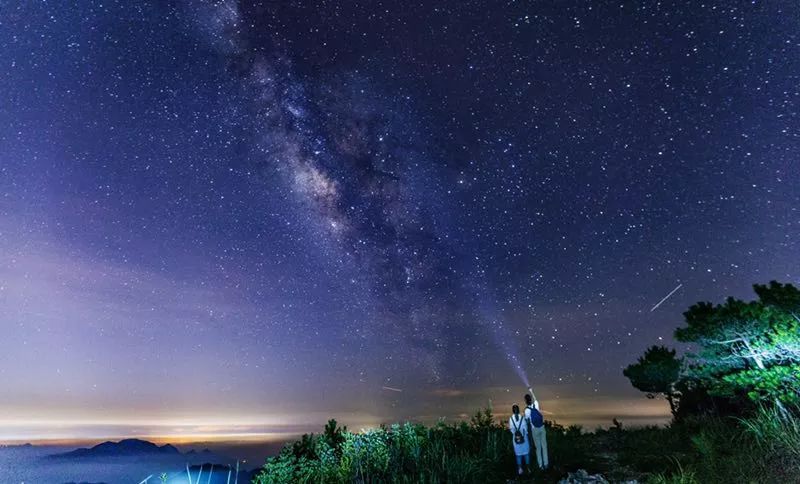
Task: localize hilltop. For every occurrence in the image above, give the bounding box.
[50,439,180,459]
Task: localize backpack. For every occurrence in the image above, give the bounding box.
[527,405,544,428]
[511,415,525,444]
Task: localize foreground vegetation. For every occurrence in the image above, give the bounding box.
[254,281,800,483]
[252,405,800,483]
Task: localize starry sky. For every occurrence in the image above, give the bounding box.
[1,1,798,442]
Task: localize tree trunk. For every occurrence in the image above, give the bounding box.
[666,393,678,418]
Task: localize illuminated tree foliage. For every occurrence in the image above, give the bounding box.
[623,346,682,417]
[674,281,800,407]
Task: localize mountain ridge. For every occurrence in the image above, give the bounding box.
[50,439,180,458]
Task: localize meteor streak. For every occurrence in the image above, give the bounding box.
[381,386,403,392]
[650,284,683,312]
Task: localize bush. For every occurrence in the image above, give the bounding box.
[254,407,524,483]
[648,464,699,484]
[644,410,800,484]
[253,407,800,483]
[741,405,800,478]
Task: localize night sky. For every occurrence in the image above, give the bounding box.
[1,1,798,442]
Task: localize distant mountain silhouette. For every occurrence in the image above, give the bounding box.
[1,442,33,448]
[186,448,213,455]
[51,439,180,458]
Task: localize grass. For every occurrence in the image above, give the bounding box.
[251,406,800,483]
[625,407,800,483]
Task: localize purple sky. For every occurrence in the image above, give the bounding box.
[1,1,798,442]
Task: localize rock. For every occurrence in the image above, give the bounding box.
[557,470,639,484]
[558,469,610,484]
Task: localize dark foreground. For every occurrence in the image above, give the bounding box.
[251,406,800,483]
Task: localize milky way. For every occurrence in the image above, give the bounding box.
[0,1,798,439]
[191,0,493,385]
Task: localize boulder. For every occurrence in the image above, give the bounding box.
[558,469,610,484]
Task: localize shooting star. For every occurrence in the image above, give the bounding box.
[381,386,403,392]
[650,283,683,312]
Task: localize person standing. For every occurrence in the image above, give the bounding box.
[508,404,530,475]
[524,387,549,470]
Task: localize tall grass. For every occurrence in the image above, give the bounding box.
[252,421,509,483]
[648,407,800,483]
[251,410,592,484]
[252,407,800,483]
[740,405,800,477]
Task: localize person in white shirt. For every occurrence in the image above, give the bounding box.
[524,387,549,470]
[508,404,530,475]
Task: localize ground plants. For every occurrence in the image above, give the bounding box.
[252,408,800,483]
[252,408,598,483]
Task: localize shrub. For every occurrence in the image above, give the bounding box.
[253,406,800,483]
[741,405,800,477]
